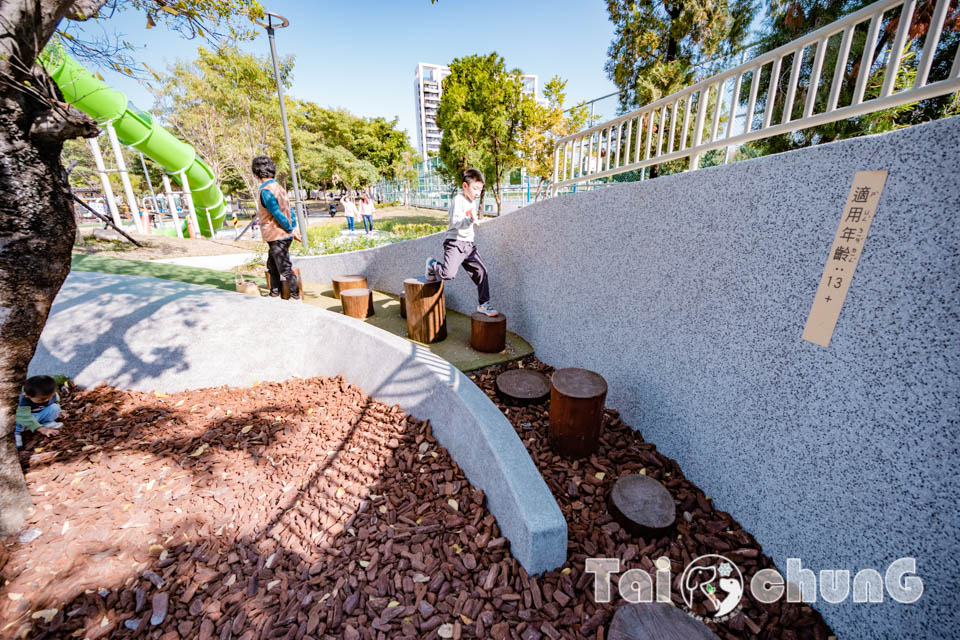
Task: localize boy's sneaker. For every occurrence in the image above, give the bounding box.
[425,257,438,282]
[43,421,64,429]
[14,433,22,448]
[476,302,499,317]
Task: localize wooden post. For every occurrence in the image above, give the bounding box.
[548,368,608,457]
[471,312,507,352]
[265,267,302,301]
[399,291,407,318]
[495,369,551,406]
[608,603,722,640]
[403,277,446,343]
[332,275,367,298]
[341,288,374,319]
[608,474,676,537]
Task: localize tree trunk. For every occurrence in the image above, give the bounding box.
[0,0,106,536]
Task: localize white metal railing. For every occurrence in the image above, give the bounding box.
[552,0,960,190]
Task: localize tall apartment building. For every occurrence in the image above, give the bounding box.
[414,62,539,157]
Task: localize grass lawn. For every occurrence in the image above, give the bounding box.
[71,254,266,291]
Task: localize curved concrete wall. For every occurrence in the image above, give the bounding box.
[28,272,566,574]
[296,116,960,637]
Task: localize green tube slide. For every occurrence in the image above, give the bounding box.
[40,45,225,238]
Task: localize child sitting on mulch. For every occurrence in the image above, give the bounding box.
[14,375,64,448]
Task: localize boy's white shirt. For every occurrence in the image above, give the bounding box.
[445,193,480,242]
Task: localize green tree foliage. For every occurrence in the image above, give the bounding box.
[746,0,960,157]
[150,45,290,197]
[604,0,758,111]
[298,144,379,192]
[520,76,591,199]
[54,0,265,76]
[437,53,537,214]
[294,104,416,186]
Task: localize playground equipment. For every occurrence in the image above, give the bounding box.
[40,45,226,238]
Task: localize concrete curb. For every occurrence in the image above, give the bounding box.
[29,271,567,574]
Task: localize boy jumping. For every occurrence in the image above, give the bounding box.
[425,168,498,317]
[14,375,63,448]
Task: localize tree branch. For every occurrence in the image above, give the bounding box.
[29,103,98,146]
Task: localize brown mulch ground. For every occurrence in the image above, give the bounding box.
[1,364,833,640]
[73,232,261,261]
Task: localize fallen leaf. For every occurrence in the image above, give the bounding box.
[153,391,168,398]
[438,623,454,638]
[358,560,370,568]
[447,499,458,511]
[595,472,606,480]
[240,425,253,434]
[31,609,57,622]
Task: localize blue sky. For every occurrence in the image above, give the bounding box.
[70,0,620,141]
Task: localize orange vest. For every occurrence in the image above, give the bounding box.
[256,180,294,242]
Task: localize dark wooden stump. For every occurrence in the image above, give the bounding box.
[332,275,367,298]
[399,291,406,318]
[341,288,374,319]
[608,603,721,640]
[495,369,551,405]
[548,367,608,458]
[266,267,302,301]
[471,312,506,352]
[403,277,446,343]
[608,474,676,537]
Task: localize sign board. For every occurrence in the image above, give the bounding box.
[802,170,888,348]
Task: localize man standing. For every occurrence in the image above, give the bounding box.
[252,156,302,300]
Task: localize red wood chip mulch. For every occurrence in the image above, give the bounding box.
[1,361,833,640]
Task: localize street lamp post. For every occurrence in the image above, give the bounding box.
[263,11,309,248]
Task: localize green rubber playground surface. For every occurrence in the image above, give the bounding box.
[70,254,532,372]
[71,254,265,291]
[298,282,532,372]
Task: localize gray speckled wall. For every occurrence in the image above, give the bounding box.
[296,116,960,638]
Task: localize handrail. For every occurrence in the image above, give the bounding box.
[552,0,960,191]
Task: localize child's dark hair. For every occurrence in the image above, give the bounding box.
[252,156,277,179]
[462,168,485,185]
[24,375,56,398]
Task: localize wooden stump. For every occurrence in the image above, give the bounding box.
[265,267,302,301]
[332,275,367,298]
[548,367,608,458]
[471,312,507,352]
[403,277,446,343]
[495,369,550,405]
[341,288,374,319]
[608,603,721,640]
[399,291,407,318]
[608,474,676,537]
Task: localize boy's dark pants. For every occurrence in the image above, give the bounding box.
[434,239,490,305]
[266,238,299,298]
